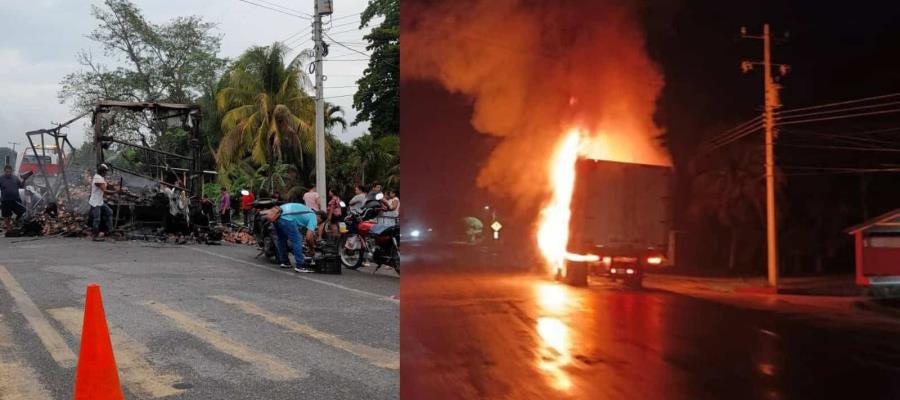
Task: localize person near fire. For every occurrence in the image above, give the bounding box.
[260,202,323,273]
[0,165,25,231]
[89,163,122,241]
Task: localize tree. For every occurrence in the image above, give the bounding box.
[690,146,768,272]
[351,134,391,186]
[352,0,399,138]
[255,163,293,195]
[215,44,317,171]
[58,0,226,142]
[325,103,348,134]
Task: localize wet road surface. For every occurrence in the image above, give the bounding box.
[401,268,900,400]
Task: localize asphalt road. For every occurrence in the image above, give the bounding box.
[0,237,399,399]
[401,267,900,400]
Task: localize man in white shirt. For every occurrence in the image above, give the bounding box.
[90,164,121,241]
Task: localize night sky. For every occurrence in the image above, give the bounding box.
[402,1,900,274]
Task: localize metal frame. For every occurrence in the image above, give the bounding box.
[24,110,89,205]
[91,101,203,200]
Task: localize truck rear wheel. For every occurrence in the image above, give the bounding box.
[563,262,588,287]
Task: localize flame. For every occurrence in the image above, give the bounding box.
[536,130,582,272]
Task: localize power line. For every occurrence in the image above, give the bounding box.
[326,20,361,31]
[777,108,900,126]
[776,100,900,120]
[779,128,900,148]
[235,0,310,19]
[324,32,397,68]
[324,32,372,58]
[326,27,369,36]
[776,143,900,152]
[323,94,355,100]
[777,92,900,115]
[330,12,362,23]
[281,29,310,43]
[252,0,312,17]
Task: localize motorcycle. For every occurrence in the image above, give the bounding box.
[338,194,400,274]
[250,199,339,274]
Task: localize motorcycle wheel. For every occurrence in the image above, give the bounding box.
[339,234,364,270]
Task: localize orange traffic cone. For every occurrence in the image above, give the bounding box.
[73,284,124,400]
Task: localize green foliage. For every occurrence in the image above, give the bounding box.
[353,0,399,138]
[58,0,226,142]
[215,44,317,172]
[202,182,222,201]
[324,133,399,198]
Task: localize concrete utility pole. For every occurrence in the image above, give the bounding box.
[7,142,19,153]
[313,0,329,210]
[741,24,789,289]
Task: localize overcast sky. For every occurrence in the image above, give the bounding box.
[0,0,372,153]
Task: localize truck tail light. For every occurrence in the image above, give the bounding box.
[626,268,634,275]
[646,256,663,265]
[602,256,612,266]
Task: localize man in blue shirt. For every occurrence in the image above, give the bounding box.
[261,203,324,273]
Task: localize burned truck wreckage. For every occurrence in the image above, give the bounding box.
[7,101,222,243]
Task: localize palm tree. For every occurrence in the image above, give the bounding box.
[325,102,348,133]
[690,146,767,271]
[351,134,392,185]
[215,44,316,170]
[256,163,293,195]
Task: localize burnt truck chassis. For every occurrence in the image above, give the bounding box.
[18,101,220,242]
[91,101,214,238]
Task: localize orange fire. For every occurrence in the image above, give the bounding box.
[536,129,596,273]
[537,128,670,274]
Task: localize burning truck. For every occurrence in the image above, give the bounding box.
[536,132,673,288]
[560,158,673,287]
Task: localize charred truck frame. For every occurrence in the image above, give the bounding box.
[90,101,207,236]
[21,101,218,241]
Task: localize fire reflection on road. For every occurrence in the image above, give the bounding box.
[535,282,575,391]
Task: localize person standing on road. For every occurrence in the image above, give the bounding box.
[0,165,25,231]
[260,203,322,273]
[89,164,121,241]
[380,189,400,226]
[326,189,343,234]
[303,187,320,211]
[241,189,255,226]
[348,185,366,213]
[219,186,231,224]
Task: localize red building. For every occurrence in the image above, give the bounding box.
[847,209,900,286]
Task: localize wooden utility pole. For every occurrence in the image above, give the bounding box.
[741,24,789,288]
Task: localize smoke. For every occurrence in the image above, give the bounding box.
[403,0,670,214]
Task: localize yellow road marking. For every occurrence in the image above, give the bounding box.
[48,307,184,399]
[0,316,53,400]
[0,265,76,368]
[211,295,399,370]
[142,301,302,380]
